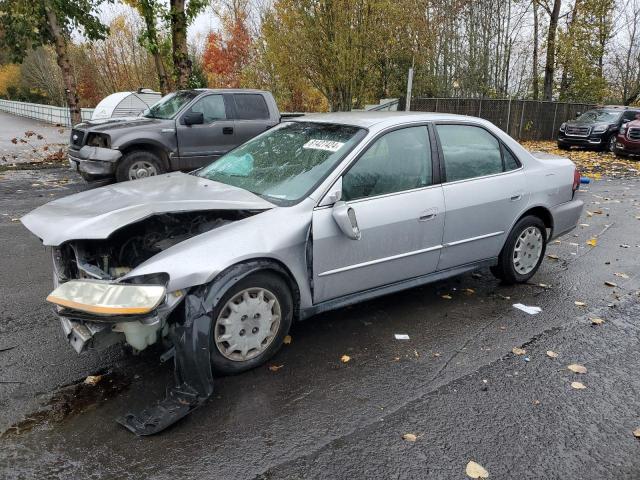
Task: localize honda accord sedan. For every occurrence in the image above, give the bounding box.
[21,112,584,434]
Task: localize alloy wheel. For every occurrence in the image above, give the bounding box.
[128,160,158,180]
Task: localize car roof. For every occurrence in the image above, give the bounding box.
[290,111,476,128]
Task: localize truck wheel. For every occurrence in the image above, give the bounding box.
[557,142,569,151]
[116,150,165,182]
[209,271,293,375]
[491,215,547,285]
[607,135,617,153]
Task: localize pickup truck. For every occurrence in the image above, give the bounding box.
[68,89,281,182]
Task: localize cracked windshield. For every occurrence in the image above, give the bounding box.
[197,122,366,203]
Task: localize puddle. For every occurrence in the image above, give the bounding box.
[1,370,131,437]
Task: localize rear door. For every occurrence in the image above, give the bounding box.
[435,123,529,271]
[312,125,445,303]
[175,94,236,169]
[232,93,278,144]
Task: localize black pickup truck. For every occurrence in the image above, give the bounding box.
[68,89,282,182]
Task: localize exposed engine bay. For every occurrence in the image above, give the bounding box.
[54,210,258,282]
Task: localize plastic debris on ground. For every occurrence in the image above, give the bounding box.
[512,303,542,315]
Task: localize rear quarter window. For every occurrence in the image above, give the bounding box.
[234,94,270,120]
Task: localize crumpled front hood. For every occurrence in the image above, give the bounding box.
[22,172,275,246]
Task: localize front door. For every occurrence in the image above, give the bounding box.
[434,123,529,270]
[312,125,445,303]
[175,94,236,170]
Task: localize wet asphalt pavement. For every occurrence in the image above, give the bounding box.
[1,167,640,479]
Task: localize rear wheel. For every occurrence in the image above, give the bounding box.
[209,271,293,375]
[607,135,617,153]
[557,142,570,151]
[116,150,165,182]
[491,215,547,285]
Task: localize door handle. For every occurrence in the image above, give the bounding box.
[419,208,438,221]
[223,127,234,135]
[510,193,523,201]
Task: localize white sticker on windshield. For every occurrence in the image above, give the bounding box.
[303,139,345,152]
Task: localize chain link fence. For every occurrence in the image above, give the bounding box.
[406,97,596,141]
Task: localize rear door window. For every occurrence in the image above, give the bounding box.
[436,125,504,182]
[234,94,270,120]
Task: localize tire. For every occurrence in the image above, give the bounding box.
[607,135,617,153]
[115,150,165,183]
[209,271,293,375]
[557,142,569,151]
[491,215,547,285]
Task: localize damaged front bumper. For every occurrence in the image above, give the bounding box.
[48,277,216,436]
[68,146,122,177]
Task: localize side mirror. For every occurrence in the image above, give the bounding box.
[622,118,631,124]
[183,111,204,126]
[332,201,361,240]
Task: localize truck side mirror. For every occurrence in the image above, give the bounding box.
[183,112,204,126]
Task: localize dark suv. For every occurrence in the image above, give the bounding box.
[557,107,640,152]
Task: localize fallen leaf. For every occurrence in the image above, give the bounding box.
[340,354,351,363]
[633,428,640,438]
[586,211,593,217]
[84,375,102,385]
[571,381,586,390]
[547,254,559,260]
[283,335,292,345]
[546,350,559,358]
[604,281,617,287]
[579,223,590,227]
[463,288,475,294]
[441,294,452,300]
[10,218,19,222]
[586,238,597,247]
[574,301,586,307]
[591,318,605,325]
[614,272,629,279]
[402,433,418,442]
[512,347,526,356]
[533,399,541,405]
[538,283,550,288]
[268,364,284,371]
[568,364,587,374]
[466,460,489,479]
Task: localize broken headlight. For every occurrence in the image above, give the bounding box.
[85,133,110,148]
[47,280,166,316]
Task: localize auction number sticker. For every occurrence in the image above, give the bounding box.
[303,139,345,152]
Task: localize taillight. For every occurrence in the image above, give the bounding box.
[572,168,580,192]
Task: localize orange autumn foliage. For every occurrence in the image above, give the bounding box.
[202,12,251,88]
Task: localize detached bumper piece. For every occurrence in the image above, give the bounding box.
[117,288,215,436]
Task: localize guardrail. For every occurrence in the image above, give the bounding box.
[0,99,94,127]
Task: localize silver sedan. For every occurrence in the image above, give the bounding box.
[22,112,583,434]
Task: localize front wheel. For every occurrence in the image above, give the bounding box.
[209,271,293,375]
[491,215,547,285]
[116,150,165,182]
[607,135,617,153]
